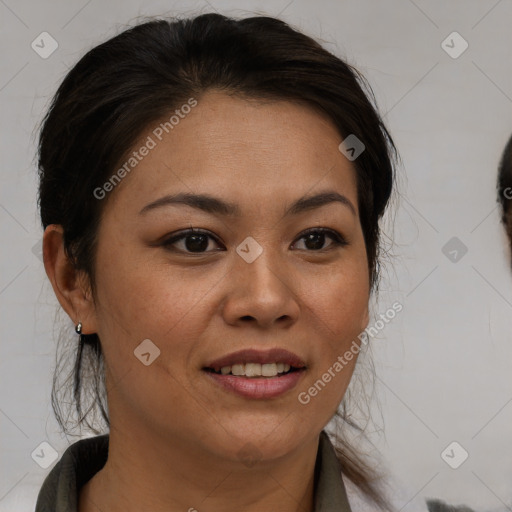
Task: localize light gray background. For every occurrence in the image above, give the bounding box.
[1,1,511,511]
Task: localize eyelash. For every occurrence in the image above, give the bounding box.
[161,227,348,254]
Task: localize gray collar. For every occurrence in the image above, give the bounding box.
[315,430,353,511]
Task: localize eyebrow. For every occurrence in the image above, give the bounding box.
[138,190,356,218]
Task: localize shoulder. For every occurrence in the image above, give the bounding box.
[425,499,477,512]
[34,434,109,512]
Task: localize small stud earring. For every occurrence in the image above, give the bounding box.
[75,322,82,335]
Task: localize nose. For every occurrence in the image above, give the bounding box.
[221,245,300,329]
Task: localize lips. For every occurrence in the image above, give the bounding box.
[203,348,307,372]
[202,348,307,399]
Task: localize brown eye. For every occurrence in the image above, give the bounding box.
[292,228,348,251]
[162,229,223,254]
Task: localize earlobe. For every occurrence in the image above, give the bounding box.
[42,225,97,334]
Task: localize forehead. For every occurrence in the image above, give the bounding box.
[102,91,358,216]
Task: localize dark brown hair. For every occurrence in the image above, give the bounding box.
[498,133,512,260]
[37,12,397,510]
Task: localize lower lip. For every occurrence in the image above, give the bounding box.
[203,369,306,399]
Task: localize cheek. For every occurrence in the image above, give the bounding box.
[91,250,217,419]
[306,253,369,337]
[92,247,218,364]
[299,254,369,401]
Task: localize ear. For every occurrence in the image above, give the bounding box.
[42,225,98,334]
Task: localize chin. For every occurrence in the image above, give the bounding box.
[210,419,308,464]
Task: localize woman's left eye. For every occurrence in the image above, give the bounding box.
[292,228,348,251]
[161,227,347,254]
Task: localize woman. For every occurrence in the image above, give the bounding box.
[33,11,439,512]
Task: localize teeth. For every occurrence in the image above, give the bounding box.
[216,362,293,377]
[231,364,245,376]
[245,363,261,377]
[262,363,277,377]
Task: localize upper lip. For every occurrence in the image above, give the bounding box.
[204,348,307,371]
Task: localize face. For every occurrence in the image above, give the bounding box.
[81,90,370,462]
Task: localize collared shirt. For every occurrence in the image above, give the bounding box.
[35,430,353,512]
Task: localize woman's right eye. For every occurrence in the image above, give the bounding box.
[162,229,224,254]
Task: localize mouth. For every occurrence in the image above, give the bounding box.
[202,362,303,378]
[203,347,307,376]
[201,348,307,399]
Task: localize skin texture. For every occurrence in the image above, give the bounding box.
[43,90,371,512]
